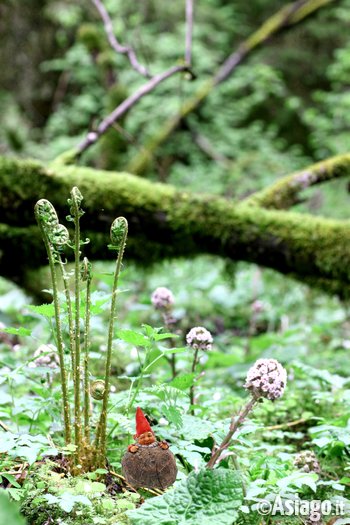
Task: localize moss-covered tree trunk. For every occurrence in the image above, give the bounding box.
[1,154,350,296]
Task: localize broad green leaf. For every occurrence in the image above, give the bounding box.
[161,347,187,355]
[180,415,217,441]
[0,492,27,524]
[277,472,318,493]
[170,373,196,391]
[0,327,31,336]
[117,329,149,347]
[153,332,179,341]
[27,304,55,318]
[128,469,243,525]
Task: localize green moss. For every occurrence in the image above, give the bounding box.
[21,461,140,525]
[244,153,350,209]
[1,154,350,297]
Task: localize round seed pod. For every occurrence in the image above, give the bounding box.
[122,444,177,490]
[90,380,105,400]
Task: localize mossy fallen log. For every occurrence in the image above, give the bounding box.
[1,155,350,296]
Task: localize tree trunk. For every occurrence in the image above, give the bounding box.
[0,154,350,297]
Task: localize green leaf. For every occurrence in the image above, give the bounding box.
[117,329,149,347]
[0,492,27,524]
[0,327,31,336]
[277,472,319,493]
[161,405,183,428]
[170,373,196,391]
[0,473,21,488]
[27,304,55,318]
[127,469,243,525]
[153,333,179,342]
[162,347,187,355]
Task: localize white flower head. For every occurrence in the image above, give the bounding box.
[244,358,287,401]
[151,287,174,310]
[186,326,213,351]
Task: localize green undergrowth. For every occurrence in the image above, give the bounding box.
[20,461,140,525]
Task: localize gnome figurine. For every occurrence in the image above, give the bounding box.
[121,407,177,489]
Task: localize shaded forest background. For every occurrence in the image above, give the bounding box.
[0,0,349,198]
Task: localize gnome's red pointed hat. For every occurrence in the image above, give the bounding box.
[134,407,154,438]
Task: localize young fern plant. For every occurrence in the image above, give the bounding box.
[34,188,128,473]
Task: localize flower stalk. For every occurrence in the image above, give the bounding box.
[207,358,287,469]
[186,326,213,414]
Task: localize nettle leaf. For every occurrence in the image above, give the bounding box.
[180,415,217,441]
[128,469,243,525]
[27,304,55,318]
[161,347,187,355]
[153,332,179,342]
[117,329,149,347]
[0,327,31,336]
[170,373,196,391]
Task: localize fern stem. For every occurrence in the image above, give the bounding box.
[96,220,128,465]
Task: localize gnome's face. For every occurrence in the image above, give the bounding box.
[137,431,156,446]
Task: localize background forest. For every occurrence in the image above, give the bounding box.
[1,1,350,524]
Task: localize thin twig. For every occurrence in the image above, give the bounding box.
[265,418,307,431]
[0,420,11,432]
[185,0,194,66]
[91,0,151,78]
[127,0,335,174]
[214,0,311,85]
[77,65,189,155]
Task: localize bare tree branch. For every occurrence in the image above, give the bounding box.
[91,0,151,78]
[185,0,194,66]
[127,0,337,174]
[213,0,311,85]
[243,153,350,209]
[77,65,189,154]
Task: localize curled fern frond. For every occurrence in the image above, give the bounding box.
[35,199,59,230]
[68,187,84,219]
[48,224,70,246]
[110,217,128,249]
[80,257,92,282]
[35,200,69,247]
[90,380,105,400]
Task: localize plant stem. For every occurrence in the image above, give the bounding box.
[206,396,257,469]
[58,258,75,377]
[162,312,177,379]
[96,222,128,464]
[34,212,71,444]
[72,192,82,463]
[83,272,92,443]
[189,347,199,415]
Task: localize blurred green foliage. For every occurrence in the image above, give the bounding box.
[0,0,349,204]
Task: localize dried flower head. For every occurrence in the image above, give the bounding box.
[244,358,287,401]
[29,344,59,369]
[151,287,174,310]
[251,299,264,313]
[294,450,321,474]
[186,326,213,351]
